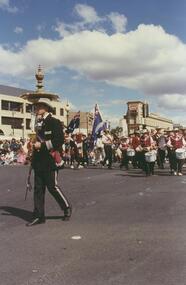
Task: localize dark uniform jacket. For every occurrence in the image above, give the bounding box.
[31,114,64,172]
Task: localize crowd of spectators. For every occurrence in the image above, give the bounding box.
[0,132,119,167]
[0,138,30,166]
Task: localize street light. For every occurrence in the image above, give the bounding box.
[12,110,15,136]
[65,102,70,126]
[21,122,25,140]
[108,121,111,130]
[86,112,89,136]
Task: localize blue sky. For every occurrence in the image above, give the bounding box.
[0,0,186,126]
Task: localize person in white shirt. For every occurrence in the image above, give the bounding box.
[101,130,113,169]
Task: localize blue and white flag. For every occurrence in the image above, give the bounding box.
[67,111,80,133]
[91,104,107,145]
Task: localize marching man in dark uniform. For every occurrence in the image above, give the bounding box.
[27,98,72,226]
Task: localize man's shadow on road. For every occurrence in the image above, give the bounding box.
[0,206,32,222]
[0,206,65,222]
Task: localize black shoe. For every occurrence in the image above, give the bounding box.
[63,206,72,221]
[26,217,45,227]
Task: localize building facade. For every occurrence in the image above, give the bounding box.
[0,85,68,139]
[125,101,173,134]
[119,117,128,137]
[68,111,93,135]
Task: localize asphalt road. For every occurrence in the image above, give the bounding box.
[1,164,186,285]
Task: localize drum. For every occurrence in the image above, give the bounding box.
[145,151,157,163]
[175,148,186,160]
[127,149,135,157]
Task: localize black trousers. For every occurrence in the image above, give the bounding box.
[103,145,112,168]
[168,150,184,173]
[157,149,166,168]
[120,150,129,169]
[145,162,155,175]
[33,170,70,219]
[140,151,155,175]
[70,151,80,166]
[83,151,89,165]
[134,152,141,168]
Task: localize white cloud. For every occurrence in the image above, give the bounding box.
[36,23,46,33]
[74,4,100,24]
[55,21,83,37]
[55,4,127,37]
[54,25,186,98]
[55,4,104,37]
[108,12,127,33]
[0,24,186,100]
[100,110,121,127]
[14,26,23,34]
[0,0,18,13]
[156,94,186,126]
[110,99,127,105]
[158,94,186,111]
[62,98,77,111]
[166,114,186,127]
[99,99,127,108]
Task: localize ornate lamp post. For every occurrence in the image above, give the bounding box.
[35,65,44,93]
[65,102,70,126]
[86,112,89,136]
[108,121,111,130]
[12,110,15,136]
[21,122,25,140]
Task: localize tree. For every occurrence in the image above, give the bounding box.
[111,126,123,138]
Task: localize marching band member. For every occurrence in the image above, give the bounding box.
[155,128,167,169]
[119,136,130,170]
[166,130,175,174]
[167,129,186,176]
[101,130,113,169]
[76,133,84,168]
[69,134,82,169]
[94,133,104,165]
[140,130,157,176]
[82,134,89,166]
[131,131,141,168]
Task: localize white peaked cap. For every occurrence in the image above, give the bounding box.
[33,97,54,111]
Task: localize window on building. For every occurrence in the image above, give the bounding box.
[60,108,64,116]
[129,110,137,116]
[26,119,31,130]
[1,100,9,110]
[2,117,23,129]
[52,108,56,115]
[10,101,23,112]
[26,104,33,113]
[129,118,135,124]
[1,100,23,112]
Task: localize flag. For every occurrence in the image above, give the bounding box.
[91,104,107,145]
[67,111,80,133]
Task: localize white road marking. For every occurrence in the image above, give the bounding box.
[71,236,82,240]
